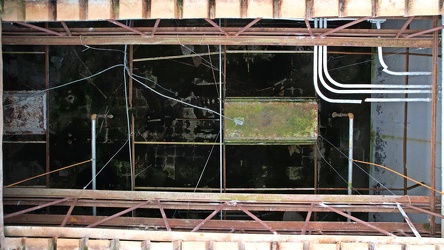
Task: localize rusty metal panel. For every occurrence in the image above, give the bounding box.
[224,98,318,145]
[4,91,46,135]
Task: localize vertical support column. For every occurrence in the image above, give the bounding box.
[91,114,97,216]
[129,45,135,192]
[441,14,444,239]
[403,47,410,195]
[0,19,5,245]
[348,114,354,196]
[430,16,439,237]
[45,44,50,188]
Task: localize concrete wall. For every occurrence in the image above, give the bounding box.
[370,19,442,223]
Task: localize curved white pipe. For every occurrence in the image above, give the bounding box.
[323,46,431,89]
[318,46,431,94]
[375,21,431,76]
[313,46,362,104]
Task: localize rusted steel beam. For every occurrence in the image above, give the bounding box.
[404,204,444,219]
[396,16,414,38]
[320,203,396,237]
[406,24,444,38]
[237,204,277,234]
[4,197,71,219]
[151,18,161,36]
[204,18,229,36]
[7,226,444,244]
[191,203,226,232]
[305,19,314,38]
[2,35,433,48]
[4,188,432,205]
[320,17,370,37]
[13,22,64,36]
[86,200,150,228]
[61,198,77,227]
[301,203,314,235]
[157,200,171,231]
[5,214,433,235]
[106,19,145,36]
[4,198,428,213]
[60,21,71,36]
[234,18,262,36]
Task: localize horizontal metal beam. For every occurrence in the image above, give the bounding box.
[5,226,444,244]
[3,188,431,204]
[5,214,431,235]
[2,35,432,47]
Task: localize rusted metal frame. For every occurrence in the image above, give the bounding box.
[404,204,444,219]
[234,18,262,37]
[2,36,434,48]
[301,203,314,235]
[45,43,50,189]
[6,214,433,234]
[204,18,229,36]
[236,204,278,234]
[396,17,414,38]
[86,200,150,228]
[60,22,71,36]
[406,24,444,38]
[0,23,4,243]
[320,203,396,237]
[151,18,161,36]
[106,19,145,36]
[61,198,78,227]
[396,203,420,237]
[191,203,227,232]
[156,200,171,231]
[4,188,432,204]
[320,17,370,37]
[430,17,439,236]
[4,198,427,213]
[13,22,64,36]
[4,197,71,219]
[304,19,314,38]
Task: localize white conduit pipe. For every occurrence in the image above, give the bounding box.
[318,46,431,94]
[441,14,444,238]
[322,46,431,89]
[364,98,431,102]
[312,19,362,104]
[375,21,431,76]
[313,47,362,104]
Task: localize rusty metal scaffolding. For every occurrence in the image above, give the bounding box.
[3,188,442,237]
[1,16,444,246]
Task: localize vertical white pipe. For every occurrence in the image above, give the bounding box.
[441,14,444,238]
[219,20,223,220]
[348,114,354,196]
[91,114,97,216]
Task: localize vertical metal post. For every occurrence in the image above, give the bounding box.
[219,19,223,220]
[129,45,135,193]
[441,14,444,238]
[403,47,410,195]
[0,20,5,244]
[91,114,97,216]
[430,16,439,236]
[45,44,50,188]
[348,114,354,196]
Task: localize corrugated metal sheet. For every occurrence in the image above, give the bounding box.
[224,98,317,145]
[2,0,443,22]
[3,91,46,135]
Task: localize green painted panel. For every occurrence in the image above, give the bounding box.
[224,98,318,145]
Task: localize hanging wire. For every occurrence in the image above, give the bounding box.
[83,139,129,189]
[354,159,444,196]
[316,144,362,195]
[123,44,134,191]
[127,67,243,126]
[194,132,220,192]
[318,135,396,195]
